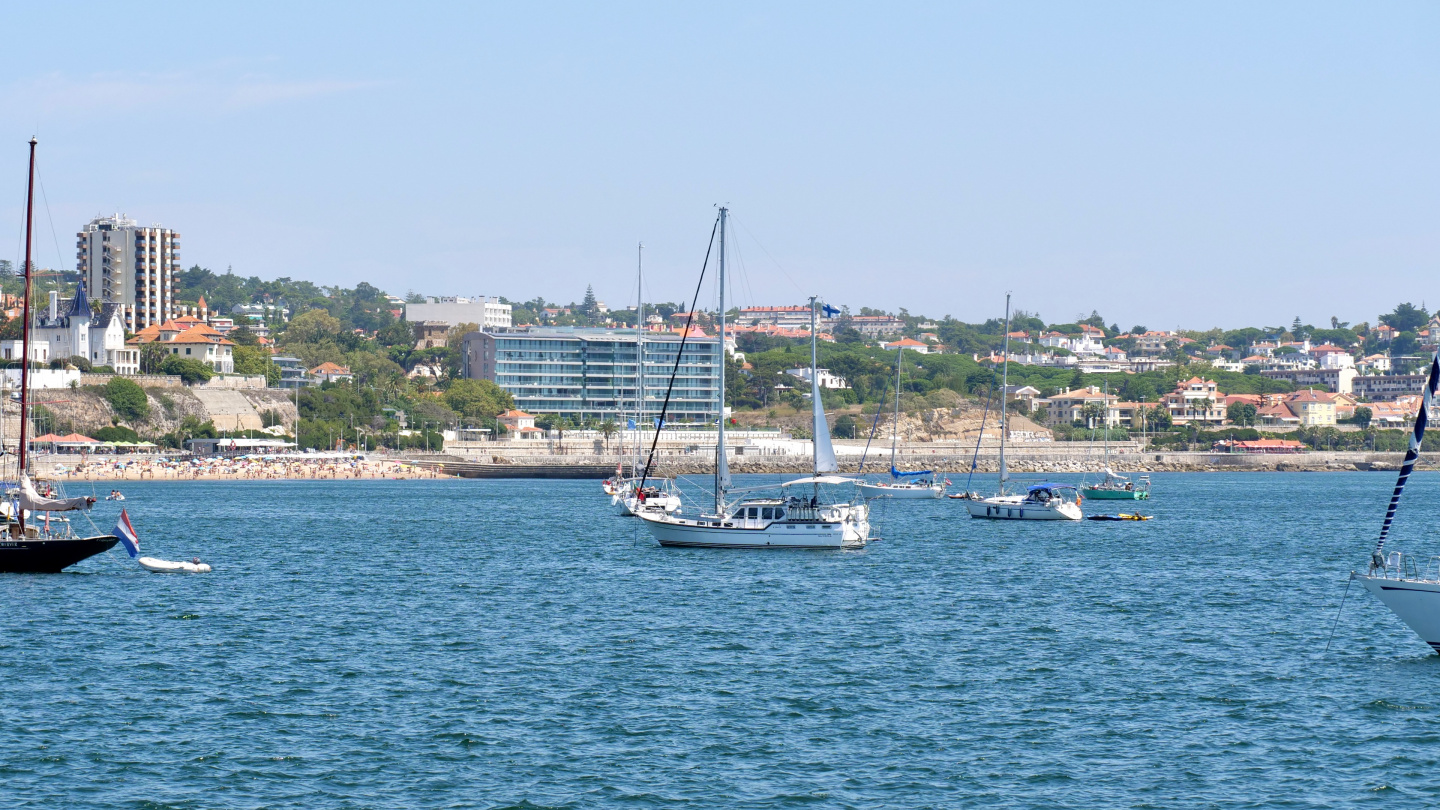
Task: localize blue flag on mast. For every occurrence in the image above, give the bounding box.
[821,303,840,318]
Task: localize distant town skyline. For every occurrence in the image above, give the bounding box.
[4,2,1439,331]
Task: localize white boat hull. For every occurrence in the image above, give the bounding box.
[857,482,944,499]
[638,506,869,549]
[138,556,212,574]
[964,496,1082,521]
[1358,574,1440,652]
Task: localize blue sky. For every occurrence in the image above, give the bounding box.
[3,1,1438,329]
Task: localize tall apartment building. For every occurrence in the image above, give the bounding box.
[462,327,720,423]
[75,214,180,331]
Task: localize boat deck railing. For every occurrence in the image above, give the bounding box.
[1371,551,1440,583]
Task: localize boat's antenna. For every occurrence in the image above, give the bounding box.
[17,138,36,536]
[638,215,719,491]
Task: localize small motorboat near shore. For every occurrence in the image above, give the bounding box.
[138,556,211,574]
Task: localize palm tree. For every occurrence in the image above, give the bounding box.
[599,419,619,452]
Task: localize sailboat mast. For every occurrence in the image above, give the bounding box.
[715,207,728,514]
[634,241,644,475]
[1103,378,1110,466]
[18,138,36,480]
[998,294,1011,492]
[891,345,902,473]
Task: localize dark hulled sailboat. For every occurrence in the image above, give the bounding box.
[0,138,116,573]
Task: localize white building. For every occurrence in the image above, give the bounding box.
[76,213,180,331]
[33,281,139,374]
[1,339,49,363]
[784,367,850,389]
[406,296,512,329]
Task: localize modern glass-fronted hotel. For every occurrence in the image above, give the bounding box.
[462,328,721,423]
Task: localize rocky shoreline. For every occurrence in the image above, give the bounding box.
[430,451,1427,476]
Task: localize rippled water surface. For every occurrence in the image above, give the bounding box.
[7,472,1440,808]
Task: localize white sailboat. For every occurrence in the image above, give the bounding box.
[638,208,869,549]
[1081,379,1150,500]
[857,344,944,499]
[1352,347,1440,651]
[962,294,1082,521]
[611,241,682,516]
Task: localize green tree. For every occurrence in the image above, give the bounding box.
[284,308,343,345]
[1226,401,1257,426]
[1148,405,1173,430]
[1392,331,1420,357]
[103,376,150,422]
[442,378,515,420]
[832,413,858,439]
[232,344,279,384]
[1353,406,1373,430]
[139,342,169,374]
[93,425,141,442]
[1381,303,1430,334]
[161,356,216,385]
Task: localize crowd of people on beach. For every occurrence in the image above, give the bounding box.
[41,454,448,482]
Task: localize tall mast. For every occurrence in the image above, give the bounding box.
[811,296,820,484]
[636,241,644,444]
[715,207,728,514]
[1102,378,1110,468]
[19,138,36,481]
[891,344,902,473]
[998,293,1011,492]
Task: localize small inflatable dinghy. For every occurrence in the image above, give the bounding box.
[1087,513,1152,522]
[137,556,212,573]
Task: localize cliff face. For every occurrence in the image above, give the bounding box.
[24,386,298,439]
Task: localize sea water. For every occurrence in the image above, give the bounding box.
[4,472,1440,808]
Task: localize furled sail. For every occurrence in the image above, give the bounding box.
[812,370,838,473]
[1373,349,1440,561]
[716,428,731,493]
[19,476,92,512]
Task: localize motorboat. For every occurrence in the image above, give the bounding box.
[964,483,1083,521]
[1083,468,1150,500]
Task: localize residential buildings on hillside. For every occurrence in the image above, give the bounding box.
[737,306,828,330]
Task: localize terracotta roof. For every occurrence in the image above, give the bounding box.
[310,362,351,374]
[885,338,928,348]
[167,330,234,346]
[498,409,534,419]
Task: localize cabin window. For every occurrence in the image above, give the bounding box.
[747,508,758,519]
[762,508,774,519]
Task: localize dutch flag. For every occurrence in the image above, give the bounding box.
[114,509,140,559]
